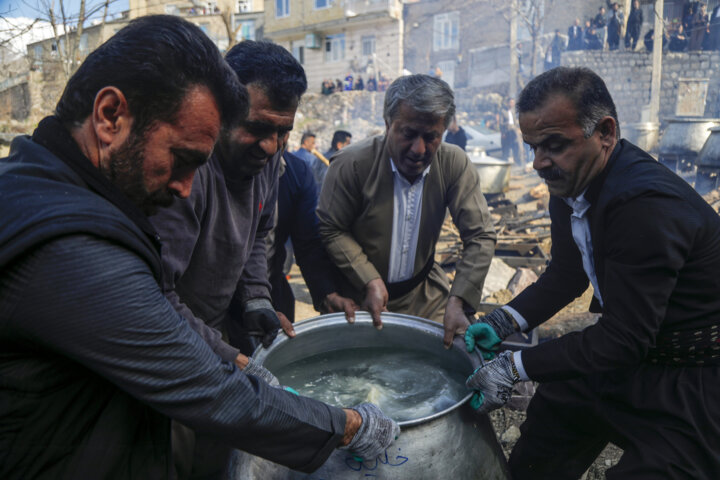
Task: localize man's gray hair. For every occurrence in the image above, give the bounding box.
[383,74,456,127]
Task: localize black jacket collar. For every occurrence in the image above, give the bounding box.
[31,116,162,253]
[584,140,623,207]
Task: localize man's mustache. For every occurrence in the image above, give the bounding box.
[537,167,564,181]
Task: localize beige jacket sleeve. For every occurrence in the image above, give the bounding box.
[317,152,381,290]
[442,146,496,308]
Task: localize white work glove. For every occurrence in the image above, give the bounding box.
[465,351,520,415]
[340,403,400,461]
[242,356,280,386]
[481,308,517,339]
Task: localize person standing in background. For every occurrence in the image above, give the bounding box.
[689,2,709,50]
[499,97,524,166]
[445,115,468,151]
[568,18,584,50]
[625,0,644,50]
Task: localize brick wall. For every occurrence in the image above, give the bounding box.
[562,50,720,125]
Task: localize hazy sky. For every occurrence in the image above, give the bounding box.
[0,0,128,20]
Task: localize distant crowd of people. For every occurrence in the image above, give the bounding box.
[559,1,720,57]
[661,2,720,52]
[321,72,390,95]
[561,1,645,54]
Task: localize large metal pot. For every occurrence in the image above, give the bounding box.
[622,122,659,153]
[657,118,720,172]
[695,126,720,195]
[469,150,512,195]
[233,313,510,479]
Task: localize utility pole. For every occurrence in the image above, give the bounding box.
[509,0,518,99]
[649,0,663,124]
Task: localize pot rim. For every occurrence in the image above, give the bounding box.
[254,312,476,427]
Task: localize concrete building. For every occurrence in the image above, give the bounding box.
[263,0,404,93]
[403,0,599,91]
[128,0,265,51]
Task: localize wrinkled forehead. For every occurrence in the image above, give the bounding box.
[519,95,580,139]
[390,103,445,129]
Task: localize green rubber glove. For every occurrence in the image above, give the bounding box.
[469,392,485,410]
[465,322,502,360]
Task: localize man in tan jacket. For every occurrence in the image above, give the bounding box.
[317,74,496,348]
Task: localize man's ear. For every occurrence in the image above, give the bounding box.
[596,117,616,147]
[92,86,132,148]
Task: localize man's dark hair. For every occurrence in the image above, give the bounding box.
[517,66,620,139]
[330,130,352,150]
[56,15,246,134]
[225,40,307,110]
[301,132,316,145]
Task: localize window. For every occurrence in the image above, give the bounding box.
[276,0,289,17]
[164,4,179,15]
[314,0,330,9]
[433,11,459,51]
[237,0,251,12]
[234,19,256,41]
[325,33,345,62]
[361,35,375,57]
[292,40,304,64]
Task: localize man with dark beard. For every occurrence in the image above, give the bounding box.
[465,67,720,479]
[0,17,397,480]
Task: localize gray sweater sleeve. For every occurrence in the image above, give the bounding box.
[237,154,279,303]
[153,185,240,363]
[8,235,346,472]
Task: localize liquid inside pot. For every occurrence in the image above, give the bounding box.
[274,347,468,422]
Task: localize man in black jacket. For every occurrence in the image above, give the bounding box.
[0,15,397,480]
[567,18,584,50]
[625,0,644,50]
[466,67,720,478]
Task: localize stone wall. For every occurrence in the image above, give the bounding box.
[0,81,30,121]
[562,50,720,126]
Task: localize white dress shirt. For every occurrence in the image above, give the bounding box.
[506,190,602,382]
[387,159,431,283]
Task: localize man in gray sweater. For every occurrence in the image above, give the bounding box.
[0,16,397,480]
[150,41,363,478]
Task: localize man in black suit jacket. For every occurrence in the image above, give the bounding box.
[466,67,720,479]
[567,18,584,50]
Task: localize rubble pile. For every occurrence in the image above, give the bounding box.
[289,89,508,153]
[289,91,386,153]
[703,188,720,214]
[437,178,551,307]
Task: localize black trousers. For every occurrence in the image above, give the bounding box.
[509,371,720,479]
